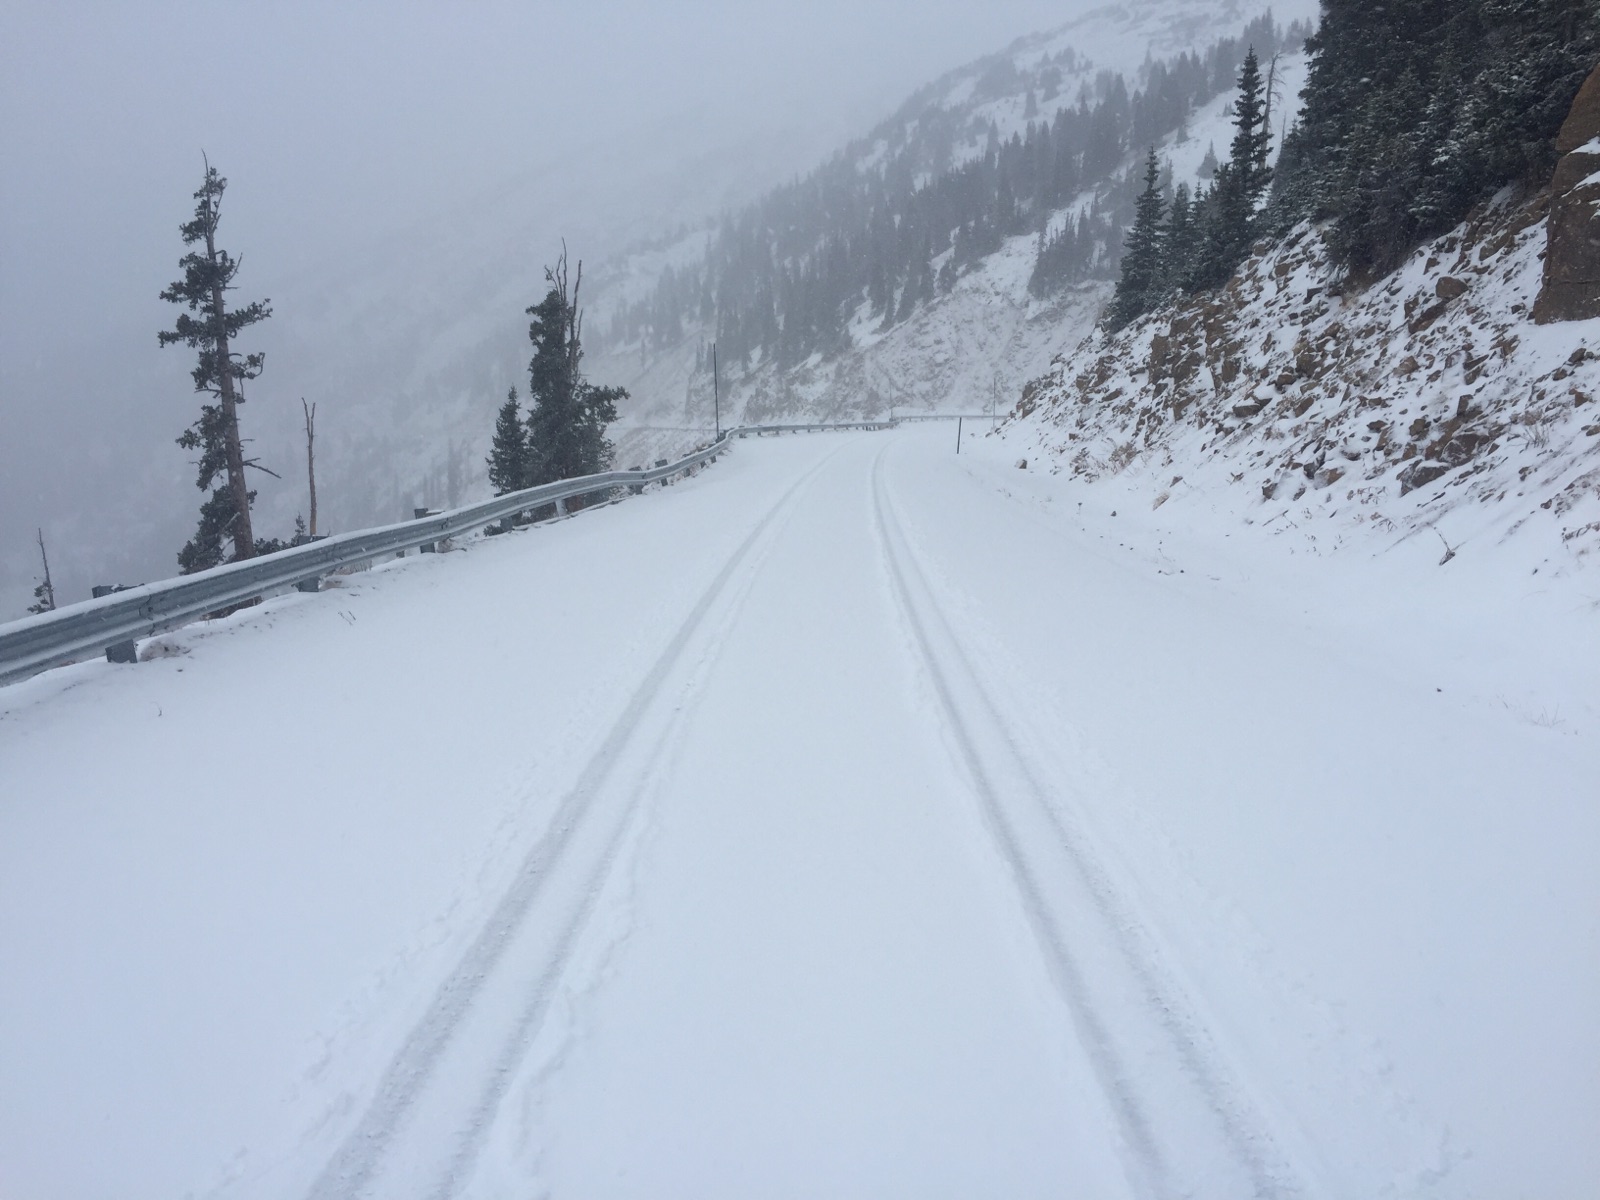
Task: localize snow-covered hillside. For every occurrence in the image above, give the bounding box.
[997,185,1600,578]
[2,426,1593,1198]
[591,1,1317,468]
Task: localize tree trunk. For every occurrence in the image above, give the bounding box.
[303,398,318,537]
[206,217,255,561]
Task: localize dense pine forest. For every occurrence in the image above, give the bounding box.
[602,15,1310,372]
[1269,0,1598,272]
[1106,0,1600,328]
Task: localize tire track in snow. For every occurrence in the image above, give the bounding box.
[870,443,1308,1200]
[305,445,847,1200]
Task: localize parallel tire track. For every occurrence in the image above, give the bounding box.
[870,443,1308,1200]
[306,447,845,1200]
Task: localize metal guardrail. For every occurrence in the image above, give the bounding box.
[0,417,957,687]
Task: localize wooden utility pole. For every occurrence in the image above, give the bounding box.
[713,343,721,439]
[35,528,56,612]
[302,399,319,537]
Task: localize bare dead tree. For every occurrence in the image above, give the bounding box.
[302,398,319,537]
[550,239,585,382]
[30,528,56,614]
[1264,52,1285,146]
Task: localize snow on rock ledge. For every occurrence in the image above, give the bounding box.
[999,187,1600,570]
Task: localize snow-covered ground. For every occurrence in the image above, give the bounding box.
[1,426,1595,1198]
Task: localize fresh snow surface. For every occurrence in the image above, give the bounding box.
[1,426,1595,1199]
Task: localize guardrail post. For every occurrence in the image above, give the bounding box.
[292,534,328,591]
[555,496,568,518]
[92,585,139,664]
[414,508,441,552]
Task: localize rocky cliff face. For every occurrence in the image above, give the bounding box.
[1535,65,1600,324]
[1001,186,1600,569]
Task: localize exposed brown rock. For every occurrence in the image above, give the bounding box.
[1408,300,1451,334]
[1435,276,1469,301]
[1556,64,1600,157]
[1148,333,1171,384]
[1399,461,1451,495]
[1534,65,1600,323]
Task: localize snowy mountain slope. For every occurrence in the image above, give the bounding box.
[800,0,1316,180]
[997,185,1600,578]
[2,426,1593,1197]
[589,3,1316,467]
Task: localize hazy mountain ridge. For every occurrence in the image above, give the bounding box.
[587,0,1314,465]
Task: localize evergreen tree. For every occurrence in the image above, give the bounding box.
[1272,0,1599,272]
[1193,49,1274,288]
[524,247,625,487]
[158,157,274,572]
[486,386,528,495]
[1263,122,1316,236]
[1108,149,1168,329]
[1231,49,1274,201]
[1161,183,1199,293]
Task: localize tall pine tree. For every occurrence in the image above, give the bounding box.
[1194,49,1273,288]
[524,247,626,487]
[1108,149,1168,330]
[158,157,274,572]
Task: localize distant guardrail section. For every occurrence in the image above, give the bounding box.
[0,417,981,687]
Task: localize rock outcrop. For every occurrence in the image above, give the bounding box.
[1534,65,1600,324]
[1001,186,1600,563]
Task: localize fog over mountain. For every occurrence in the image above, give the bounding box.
[0,0,1278,614]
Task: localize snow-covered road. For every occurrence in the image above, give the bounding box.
[2,426,1595,1199]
